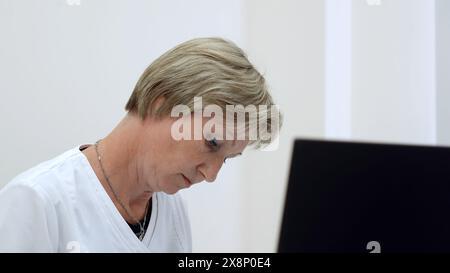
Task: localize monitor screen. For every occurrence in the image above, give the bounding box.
[278,139,450,253]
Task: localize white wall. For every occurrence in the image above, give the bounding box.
[243,0,326,252]
[436,0,450,146]
[325,0,352,139]
[351,0,436,145]
[325,0,438,145]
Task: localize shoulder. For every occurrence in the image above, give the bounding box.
[0,182,47,205]
[0,174,58,220]
[0,179,60,252]
[2,146,85,205]
[156,192,192,252]
[0,182,57,229]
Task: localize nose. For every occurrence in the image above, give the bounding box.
[198,159,224,183]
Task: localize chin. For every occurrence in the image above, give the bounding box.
[162,186,182,195]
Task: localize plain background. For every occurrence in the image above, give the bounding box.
[1,0,449,252]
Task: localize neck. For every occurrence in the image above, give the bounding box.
[82,113,153,222]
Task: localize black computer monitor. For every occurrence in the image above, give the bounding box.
[278,139,450,253]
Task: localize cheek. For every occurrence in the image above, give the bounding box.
[160,140,207,179]
[174,141,205,164]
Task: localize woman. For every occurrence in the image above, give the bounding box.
[0,37,280,252]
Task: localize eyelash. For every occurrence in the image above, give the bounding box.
[206,138,228,163]
[206,138,219,150]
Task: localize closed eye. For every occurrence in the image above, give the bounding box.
[205,138,243,164]
[206,137,220,151]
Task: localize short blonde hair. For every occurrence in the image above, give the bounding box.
[125,37,281,148]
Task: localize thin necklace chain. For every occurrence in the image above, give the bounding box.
[94,139,149,240]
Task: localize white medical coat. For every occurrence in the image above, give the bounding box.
[0,145,192,253]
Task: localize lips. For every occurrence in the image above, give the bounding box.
[182,174,192,187]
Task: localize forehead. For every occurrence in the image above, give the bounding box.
[204,117,253,141]
[157,114,252,149]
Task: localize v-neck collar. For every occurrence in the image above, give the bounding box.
[77,144,159,252]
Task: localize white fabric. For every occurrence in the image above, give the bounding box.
[0,145,192,253]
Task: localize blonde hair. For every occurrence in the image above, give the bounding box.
[125,37,281,148]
